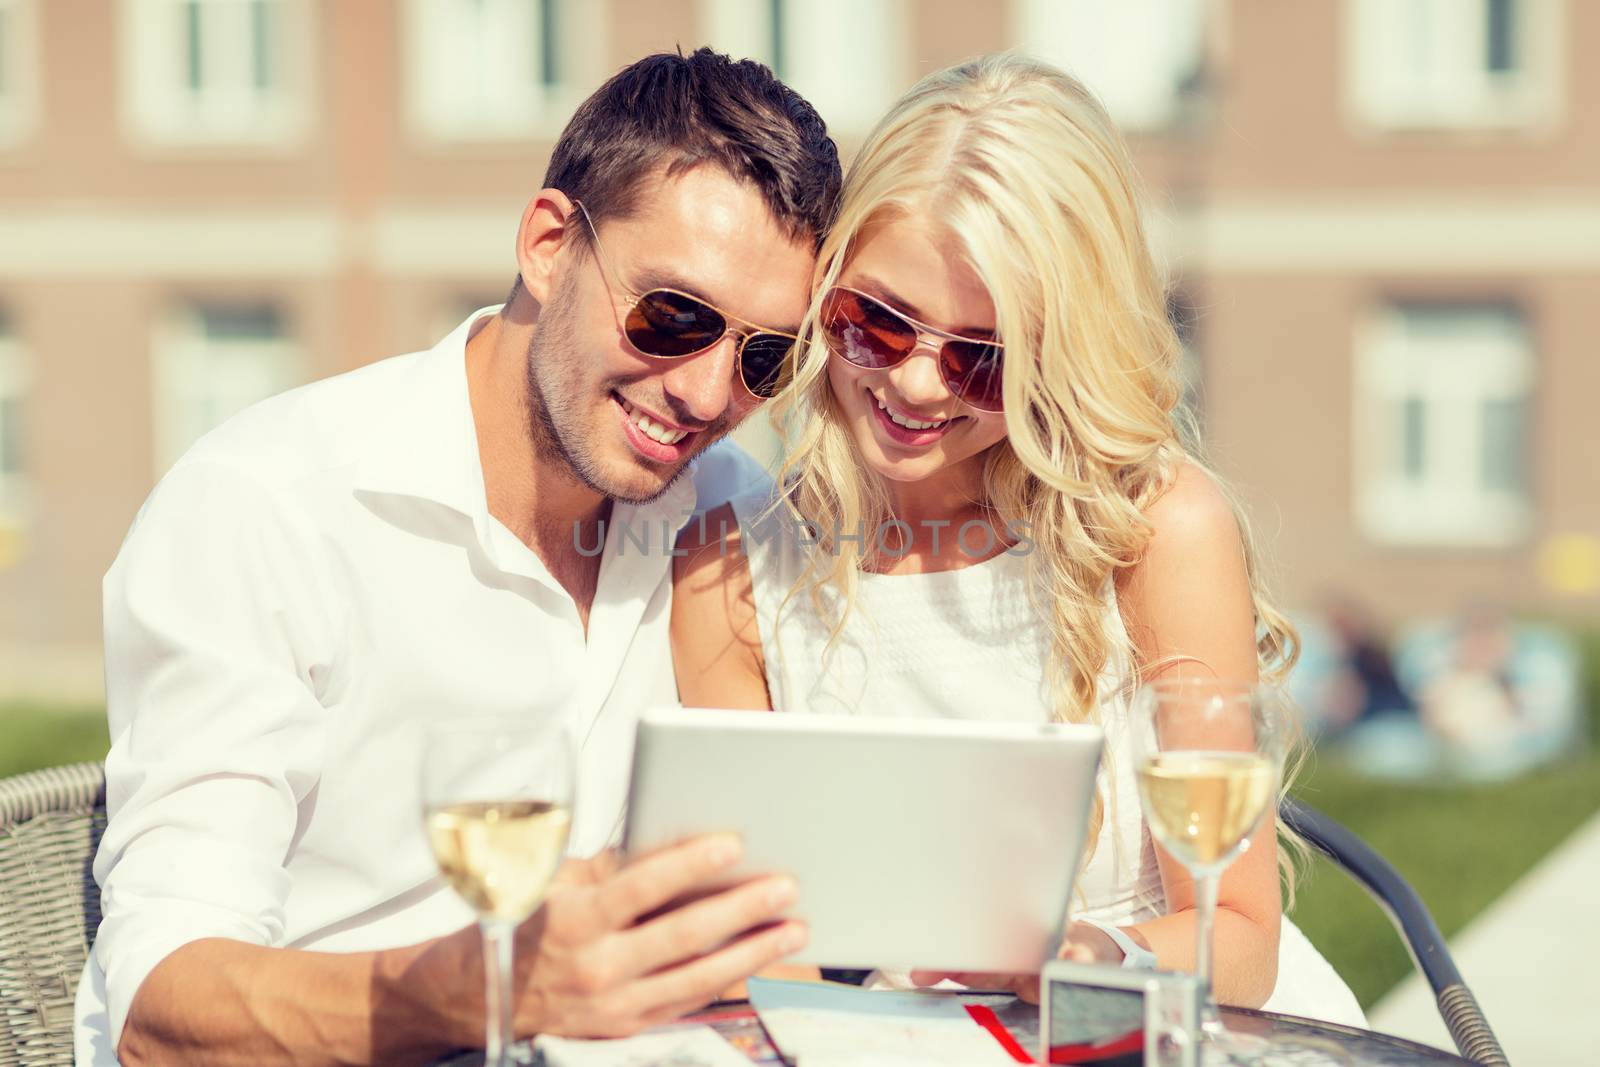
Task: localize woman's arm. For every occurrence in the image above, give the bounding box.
[671,502,773,711]
[1114,462,1280,1008]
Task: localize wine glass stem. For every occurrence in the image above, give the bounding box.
[1193,868,1224,1033]
[480,918,518,1067]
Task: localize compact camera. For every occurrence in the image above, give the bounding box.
[1039,961,1202,1066]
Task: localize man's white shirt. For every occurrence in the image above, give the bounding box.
[74,309,768,1064]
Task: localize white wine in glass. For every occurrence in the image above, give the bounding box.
[1131,678,1290,1060]
[1138,751,1277,870]
[422,717,577,1067]
[427,800,573,922]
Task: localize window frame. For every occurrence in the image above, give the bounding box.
[401,0,611,145]
[151,301,304,477]
[699,0,910,136]
[1344,0,1566,133]
[118,0,316,150]
[1352,301,1535,549]
[1010,0,1209,132]
[0,0,40,150]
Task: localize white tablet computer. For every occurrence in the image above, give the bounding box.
[622,707,1104,975]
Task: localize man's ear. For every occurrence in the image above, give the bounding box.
[514,189,578,305]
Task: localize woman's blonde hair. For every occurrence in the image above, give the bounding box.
[768,53,1307,899]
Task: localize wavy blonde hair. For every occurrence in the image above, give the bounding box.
[766,53,1307,900]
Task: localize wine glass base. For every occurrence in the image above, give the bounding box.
[1189,1006,1287,1065]
[1197,1026,1272,1065]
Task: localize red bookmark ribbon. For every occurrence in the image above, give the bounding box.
[965,1004,1036,1063]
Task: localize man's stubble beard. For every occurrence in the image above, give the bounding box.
[522,279,736,506]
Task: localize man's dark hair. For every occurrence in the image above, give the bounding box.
[541,47,841,257]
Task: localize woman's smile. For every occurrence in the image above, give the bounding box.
[866,387,965,447]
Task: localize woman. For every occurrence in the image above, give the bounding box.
[672,53,1362,1024]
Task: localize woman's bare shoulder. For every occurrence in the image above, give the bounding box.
[1119,461,1255,678]
[1141,462,1241,555]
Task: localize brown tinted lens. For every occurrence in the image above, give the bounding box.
[739,333,794,399]
[626,290,727,357]
[941,340,1005,411]
[821,288,917,369]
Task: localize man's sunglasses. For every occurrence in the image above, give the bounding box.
[819,286,1006,413]
[572,200,799,400]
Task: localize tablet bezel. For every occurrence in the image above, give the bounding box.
[622,707,1105,975]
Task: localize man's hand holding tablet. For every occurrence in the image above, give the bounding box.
[517,837,808,1038]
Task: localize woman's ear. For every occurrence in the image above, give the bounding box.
[513,189,578,305]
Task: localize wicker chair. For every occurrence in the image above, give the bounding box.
[0,762,106,1067]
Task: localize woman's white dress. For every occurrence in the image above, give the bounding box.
[725,492,1366,1027]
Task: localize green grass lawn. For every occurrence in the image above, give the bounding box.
[1288,749,1600,1006]
[1288,625,1600,1006]
[0,703,110,779]
[5,652,1599,1012]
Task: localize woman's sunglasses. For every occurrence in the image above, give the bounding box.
[820,286,1006,413]
[573,200,799,400]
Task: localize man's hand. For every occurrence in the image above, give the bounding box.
[908,921,1122,1004]
[119,834,802,1066]
[513,833,806,1038]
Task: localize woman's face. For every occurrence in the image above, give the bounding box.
[825,214,1010,487]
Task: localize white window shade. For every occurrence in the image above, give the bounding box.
[701,0,909,135]
[152,304,303,476]
[1013,0,1206,131]
[120,0,314,146]
[1354,305,1534,547]
[1346,0,1563,130]
[0,0,40,149]
[404,0,607,141]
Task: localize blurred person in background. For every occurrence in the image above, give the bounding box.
[673,52,1365,1026]
[1311,595,1417,736]
[1419,604,1520,746]
[78,49,840,1067]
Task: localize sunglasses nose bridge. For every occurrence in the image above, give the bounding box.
[884,341,958,406]
[906,331,945,359]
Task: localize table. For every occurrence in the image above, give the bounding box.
[437,998,1474,1066]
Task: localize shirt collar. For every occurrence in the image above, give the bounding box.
[352,306,493,522]
[352,306,699,575]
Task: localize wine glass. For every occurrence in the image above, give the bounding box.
[1130,678,1290,1057]
[422,716,578,1067]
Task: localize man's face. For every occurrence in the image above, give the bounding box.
[527,167,815,504]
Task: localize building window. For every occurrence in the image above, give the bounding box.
[1346,0,1562,130]
[119,0,314,146]
[0,313,29,521]
[701,0,909,135]
[0,0,39,148]
[152,303,302,475]
[403,0,607,142]
[1012,0,1207,131]
[1354,303,1533,547]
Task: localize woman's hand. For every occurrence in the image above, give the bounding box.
[908,921,1127,1004]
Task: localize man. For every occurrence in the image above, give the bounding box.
[75,49,841,1065]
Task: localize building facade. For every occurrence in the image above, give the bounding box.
[0,0,1596,699]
